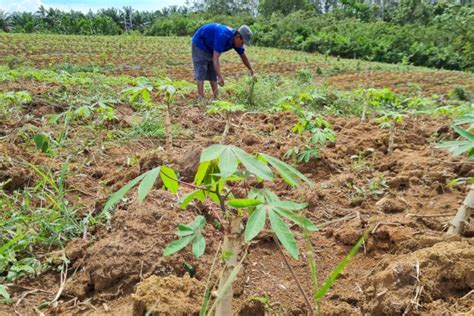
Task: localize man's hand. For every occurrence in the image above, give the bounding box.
[217,76,225,87]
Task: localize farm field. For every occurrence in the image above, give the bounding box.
[1,34,473,315]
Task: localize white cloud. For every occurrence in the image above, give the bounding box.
[0,0,44,12]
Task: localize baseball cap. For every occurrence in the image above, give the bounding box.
[238,25,253,45]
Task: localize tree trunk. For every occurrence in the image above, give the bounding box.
[215,216,242,316]
[447,186,474,236]
[163,104,172,153]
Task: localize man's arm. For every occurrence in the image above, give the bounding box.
[240,53,254,76]
[212,51,224,86]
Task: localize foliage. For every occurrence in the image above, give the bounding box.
[103,144,315,258]
[2,2,473,70]
[0,91,31,120]
[0,162,85,292]
[285,113,336,163]
[436,113,474,159]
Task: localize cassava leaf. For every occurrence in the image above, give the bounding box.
[160,165,179,193]
[269,210,299,259]
[228,199,262,208]
[231,146,273,181]
[200,144,225,162]
[137,167,161,202]
[218,147,238,178]
[259,153,314,187]
[244,206,266,242]
[103,172,147,213]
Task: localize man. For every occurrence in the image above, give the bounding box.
[191,23,255,99]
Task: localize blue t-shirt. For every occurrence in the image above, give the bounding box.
[192,23,245,56]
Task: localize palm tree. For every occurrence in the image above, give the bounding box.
[0,10,11,32]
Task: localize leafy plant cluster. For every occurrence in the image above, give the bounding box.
[285,112,336,163]
[0,91,31,120]
[0,163,86,301]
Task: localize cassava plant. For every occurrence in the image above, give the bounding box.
[207,101,244,143]
[285,112,336,163]
[435,113,474,236]
[103,144,316,315]
[376,110,407,153]
[122,78,189,152]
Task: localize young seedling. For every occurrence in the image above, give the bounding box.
[122,78,189,152]
[0,91,31,120]
[285,112,336,163]
[207,101,244,143]
[376,110,406,153]
[103,144,316,315]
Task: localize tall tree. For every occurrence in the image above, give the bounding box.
[259,0,312,16]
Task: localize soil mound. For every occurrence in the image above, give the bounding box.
[132,274,204,316]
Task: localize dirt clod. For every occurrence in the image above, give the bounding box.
[376,196,408,213]
[363,240,474,315]
[132,274,204,316]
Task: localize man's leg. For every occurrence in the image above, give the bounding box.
[197,80,205,99]
[210,81,218,99]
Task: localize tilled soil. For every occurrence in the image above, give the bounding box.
[1,94,473,315]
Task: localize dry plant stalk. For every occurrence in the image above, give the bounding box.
[447,185,474,236]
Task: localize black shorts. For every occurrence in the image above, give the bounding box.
[192,43,217,81]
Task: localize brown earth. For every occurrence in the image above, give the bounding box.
[1,86,473,316]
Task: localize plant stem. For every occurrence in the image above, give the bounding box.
[303,228,320,315]
[163,102,172,153]
[272,233,314,315]
[222,112,230,143]
[388,125,395,153]
[447,185,474,236]
[215,216,243,316]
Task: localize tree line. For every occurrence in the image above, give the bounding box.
[1,0,473,71]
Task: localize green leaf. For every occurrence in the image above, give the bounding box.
[245,206,266,242]
[259,153,314,187]
[192,234,206,257]
[218,147,238,178]
[271,200,307,211]
[0,285,10,302]
[160,166,179,193]
[103,172,147,212]
[232,147,274,181]
[228,199,262,208]
[33,134,49,153]
[179,190,206,209]
[269,210,299,259]
[192,215,207,230]
[194,161,211,186]
[315,230,368,300]
[274,208,318,232]
[177,224,194,237]
[453,125,474,142]
[138,167,161,202]
[200,289,211,316]
[200,144,225,162]
[164,236,193,256]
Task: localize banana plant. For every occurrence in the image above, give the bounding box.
[103,144,316,315]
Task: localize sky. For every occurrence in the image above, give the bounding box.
[0,0,188,13]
